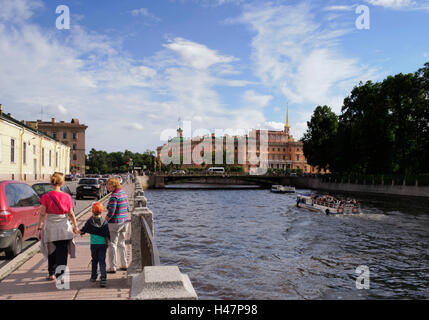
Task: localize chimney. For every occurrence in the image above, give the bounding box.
[52,118,56,123]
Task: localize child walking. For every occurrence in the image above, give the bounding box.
[80,202,110,287]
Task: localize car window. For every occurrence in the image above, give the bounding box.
[16,184,41,207]
[5,184,19,208]
[7,184,40,207]
[33,184,53,196]
[79,179,98,184]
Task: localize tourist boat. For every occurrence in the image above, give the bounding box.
[296,194,361,215]
[271,185,296,193]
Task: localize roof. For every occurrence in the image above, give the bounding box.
[0,112,69,147]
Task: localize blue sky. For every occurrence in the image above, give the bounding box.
[1,0,429,152]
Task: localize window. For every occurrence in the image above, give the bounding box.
[297,154,300,161]
[23,142,27,164]
[297,148,300,152]
[42,148,45,166]
[33,144,36,155]
[63,132,67,139]
[73,144,77,150]
[53,132,57,139]
[49,150,52,167]
[278,148,280,152]
[5,184,40,208]
[56,152,58,167]
[73,153,77,161]
[11,139,15,163]
[73,132,77,140]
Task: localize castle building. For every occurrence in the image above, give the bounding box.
[156,104,322,174]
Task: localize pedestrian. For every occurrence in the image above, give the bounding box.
[37,172,79,282]
[79,202,110,288]
[105,178,130,273]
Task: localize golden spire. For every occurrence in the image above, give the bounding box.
[285,102,290,129]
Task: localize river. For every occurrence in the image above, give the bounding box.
[145,185,429,300]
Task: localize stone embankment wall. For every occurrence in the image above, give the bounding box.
[128,176,198,300]
[287,177,429,198]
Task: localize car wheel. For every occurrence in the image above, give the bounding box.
[5,229,23,259]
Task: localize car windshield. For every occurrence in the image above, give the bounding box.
[33,184,53,196]
[79,179,98,185]
[33,184,67,195]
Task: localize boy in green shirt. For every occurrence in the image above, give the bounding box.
[80,202,110,287]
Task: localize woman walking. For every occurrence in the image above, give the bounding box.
[105,178,130,273]
[37,172,79,281]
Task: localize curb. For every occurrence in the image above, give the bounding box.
[0,192,113,283]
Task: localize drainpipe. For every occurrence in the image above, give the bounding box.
[19,128,24,181]
[39,136,43,181]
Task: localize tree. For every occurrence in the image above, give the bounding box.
[302,105,338,172]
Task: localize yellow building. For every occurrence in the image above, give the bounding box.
[0,105,70,182]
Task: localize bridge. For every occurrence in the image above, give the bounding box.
[147,173,298,189]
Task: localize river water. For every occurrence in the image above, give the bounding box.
[145,185,429,300]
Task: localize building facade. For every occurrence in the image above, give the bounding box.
[25,118,88,174]
[156,105,324,174]
[0,105,70,182]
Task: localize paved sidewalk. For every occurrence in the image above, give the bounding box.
[0,184,134,300]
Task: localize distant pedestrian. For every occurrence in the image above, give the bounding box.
[37,172,79,282]
[105,178,130,273]
[79,202,110,288]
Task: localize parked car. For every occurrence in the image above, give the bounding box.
[32,183,77,209]
[0,181,41,259]
[172,170,186,175]
[76,178,104,200]
[65,174,73,181]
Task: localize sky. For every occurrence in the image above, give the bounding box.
[1,0,429,153]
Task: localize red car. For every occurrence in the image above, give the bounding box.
[0,181,41,259]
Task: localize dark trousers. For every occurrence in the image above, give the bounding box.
[91,244,107,281]
[48,240,69,278]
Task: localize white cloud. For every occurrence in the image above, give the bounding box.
[163,37,238,70]
[324,5,356,11]
[127,123,145,130]
[129,7,161,22]
[242,90,273,108]
[364,0,429,10]
[231,2,379,112]
[0,2,262,152]
[0,0,43,22]
[365,0,413,8]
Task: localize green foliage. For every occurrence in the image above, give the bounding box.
[302,105,338,172]
[303,62,429,176]
[86,149,156,174]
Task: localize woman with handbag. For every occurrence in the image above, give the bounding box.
[37,172,80,281]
